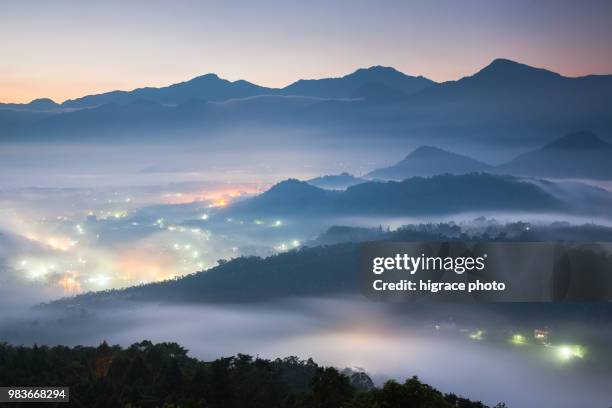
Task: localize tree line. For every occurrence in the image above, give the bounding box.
[0,340,505,408]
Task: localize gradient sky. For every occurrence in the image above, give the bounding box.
[1,0,612,103]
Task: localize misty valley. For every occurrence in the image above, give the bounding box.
[2,58,612,408]
[2,145,612,407]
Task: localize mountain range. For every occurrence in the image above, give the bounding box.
[281,66,433,99]
[497,131,612,179]
[0,98,60,111]
[2,59,611,146]
[228,174,567,217]
[363,132,612,181]
[2,65,433,110]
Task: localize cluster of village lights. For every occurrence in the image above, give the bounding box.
[466,329,587,363]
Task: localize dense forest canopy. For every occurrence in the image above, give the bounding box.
[0,340,503,408]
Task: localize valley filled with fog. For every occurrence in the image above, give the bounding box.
[2,139,612,304]
[1,139,612,408]
[2,57,612,407]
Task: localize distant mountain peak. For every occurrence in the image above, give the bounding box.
[401,145,485,162]
[29,97,58,107]
[190,73,221,81]
[0,97,60,111]
[488,58,524,68]
[351,65,427,80]
[264,178,324,196]
[352,66,401,75]
[60,72,271,108]
[281,65,435,99]
[229,178,333,215]
[367,145,490,180]
[497,131,612,179]
[472,58,561,83]
[544,131,611,150]
[482,58,543,71]
[405,145,449,158]
[347,66,419,82]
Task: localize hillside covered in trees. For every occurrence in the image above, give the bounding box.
[45,221,612,309]
[0,340,503,408]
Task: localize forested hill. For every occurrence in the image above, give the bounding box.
[0,340,498,408]
[44,222,612,310]
[227,174,566,218]
[48,243,361,307]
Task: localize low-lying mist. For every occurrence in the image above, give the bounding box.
[0,297,611,408]
[2,138,612,408]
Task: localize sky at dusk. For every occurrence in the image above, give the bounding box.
[1,0,612,103]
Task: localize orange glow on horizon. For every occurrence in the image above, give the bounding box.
[3,58,612,104]
[160,185,264,205]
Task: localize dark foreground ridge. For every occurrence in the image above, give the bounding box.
[0,340,501,408]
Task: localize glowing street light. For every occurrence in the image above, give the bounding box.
[469,330,485,341]
[510,334,528,345]
[556,345,586,361]
[534,329,550,344]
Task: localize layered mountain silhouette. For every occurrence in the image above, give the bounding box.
[0,98,60,111]
[227,173,565,217]
[307,172,367,189]
[62,74,273,108]
[497,131,612,179]
[415,59,612,107]
[404,59,612,141]
[55,66,432,109]
[367,146,491,180]
[282,66,433,99]
[2,59,611,147]
[365,132,612,181]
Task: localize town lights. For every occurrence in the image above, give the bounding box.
[469,330,485,341]
[556,345,586,361]
[510,334,527,345]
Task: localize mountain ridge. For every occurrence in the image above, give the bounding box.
[2,59,612,147]
[366,131,612,181]
[367,146,492,180]
[3,59,611,109]
[497,131,612,179]
[307,172,367,189]
[51,65,436,108]
[227,173,565,217]
[61,74,274,108]
[0,98,60,111]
